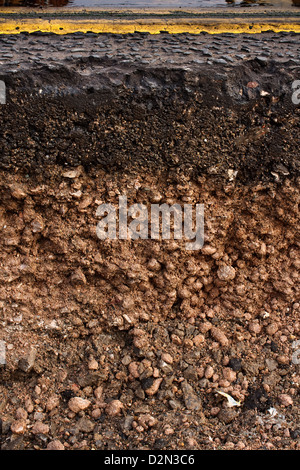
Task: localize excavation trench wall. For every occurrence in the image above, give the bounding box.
[0,41,299,449]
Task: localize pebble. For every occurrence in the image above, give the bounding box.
[228,358,242,372]
[46,395,60,412]
[210,407,220,416]
[88,357,99,370]
[25,397,34,413]
[31,421,50,435]
[18,346,37,373]
[210,327,229,347]
[62,168,81,179]
[10,183,27,200]
[161,352,173,364]
[222,368,237,383]
[68,397,91,413]
[205,365,214,379]
[47,440,65,450]
[128,361,140,378]
[181,381,202,411]
[144,378,163,396]
[265,358,278,371]
[277,355,290,365]
[266,323,279,335]
[91,408,102,419]
[249,321,262,334]
[279,394,293,406]
[217,408,238,424]
[75,416,95,433]
[11,419,26,435]
[105,399,124,416]
[94,386,103,401]
[193,334,205,347]
[15,407,28,420]
[217,265,236,282]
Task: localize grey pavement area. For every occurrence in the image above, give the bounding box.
[0,31,299,73]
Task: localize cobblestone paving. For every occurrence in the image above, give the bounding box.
[0,31,299,72]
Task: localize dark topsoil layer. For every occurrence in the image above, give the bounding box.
[0,47,299,451]
[0,55,299,183]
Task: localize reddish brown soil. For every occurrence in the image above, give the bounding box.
[0,167,299,450]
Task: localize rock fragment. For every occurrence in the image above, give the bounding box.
[181,381,202,411]
[18,347,37,373]
[278,394,293,407]
[10,419,26,435]
[105,400,124,417]
[68,397,91,413]
[210,327,229,347]
[143,378,163,396]
[32,422,50,435]
[47,440,65,450]
[217,265,236,281]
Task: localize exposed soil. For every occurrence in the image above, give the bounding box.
[0,38,299,450]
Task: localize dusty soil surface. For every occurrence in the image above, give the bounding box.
[0,32,299,451]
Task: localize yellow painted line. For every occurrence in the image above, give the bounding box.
[0,18,299,34]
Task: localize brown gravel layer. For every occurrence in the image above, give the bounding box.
[0,167,299,450]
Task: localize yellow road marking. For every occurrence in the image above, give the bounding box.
[0,18,299,34]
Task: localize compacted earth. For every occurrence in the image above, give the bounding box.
[0,31,299,451]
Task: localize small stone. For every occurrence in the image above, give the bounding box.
[161,352,173,364]
[205,365,214,379]
[105,399,123,417]
[249,322,262,334]
[31,217,44,233]
[31,421,50,435]
[15,407,28,420]
[159,360,173,375]
[277,355,290,365]
[228,358,242,371]
[193,334,205,347]
[62,167,82,179]
[210,327,229,347]
[47,440,65,450]
[279,394,293,406]
[33,411,45,421]
[217,408,238,424]
[266,323,279,335]
[10,184,27,200]
[94,386,103,401]
[11,419,26,435]
[91,408,101,419]
[210,407,220,416]
[217,265,236,281]
[183,366,198,381]
[25,397,34,413]
[46,395,60,412]
[75,416,95,433]
[121,355,132,366]
[144,378,163,396]
[256,56,268,65]
[265,358,278,371]
[202,48,213,56]
[181,381,202,411]
[128,361,140,378]
[68,397,91,413]
[0,340,5,367]
[88,358,99,370]
[18,346,37,373]
[222,368,237,383]
[164,426,174,435]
